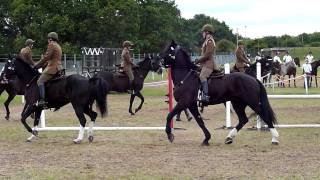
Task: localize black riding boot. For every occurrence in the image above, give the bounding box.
[38,84,47,108]
[201,81,210,103]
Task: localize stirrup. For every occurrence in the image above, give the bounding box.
[127,89,134,94]
[36,100,48,108]
[201,95,210,103]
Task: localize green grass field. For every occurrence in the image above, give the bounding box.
[290,47,320,61]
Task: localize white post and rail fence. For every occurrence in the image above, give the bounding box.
[20,62,319,131]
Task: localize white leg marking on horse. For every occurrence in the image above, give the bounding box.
[73,125,85,143]
[227,128,238,138]
[27,134,37,142]
[270,128,279,144]
[88,121,95,137]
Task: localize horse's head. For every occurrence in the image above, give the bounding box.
[161,40,178,67]
[160,40,196,70]
[150,55,163,74]
[0,56,16,80]
[136,55,162,74]
[11,56,39,82]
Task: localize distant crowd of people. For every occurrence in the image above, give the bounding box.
[253,49,315,88]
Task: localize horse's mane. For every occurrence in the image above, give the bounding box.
[177,48,197,70]
[14,56,39,76]
[137,56,150,66]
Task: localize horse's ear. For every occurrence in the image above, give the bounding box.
[171,40,177,47]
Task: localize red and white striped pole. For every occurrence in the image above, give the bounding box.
[168,67,173,129]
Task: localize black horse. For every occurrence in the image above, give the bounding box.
[310,60,320,87]
[161,40,279,145]
[9,57,108,143]
[0,56,30,120]
[95,56,162,115]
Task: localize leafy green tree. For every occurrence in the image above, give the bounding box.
[216,39,235,53]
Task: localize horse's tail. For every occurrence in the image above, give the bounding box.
[258,80,277,125]
[89,77,109,117]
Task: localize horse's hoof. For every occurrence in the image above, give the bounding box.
[5,116,9,120]
[272,141,279,145]
[88,135,94,143]
[26,134,37,142]
[225,137,233,144]
[32,130,38,136]
[167,133,174,143]
[187,117,192,121]
[201,141,210,146]
[129,112,135,116]
[73,139,82,144]
[176,118,181,121]
[135,108,141,113]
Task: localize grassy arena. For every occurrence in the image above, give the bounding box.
[0,75,320,179]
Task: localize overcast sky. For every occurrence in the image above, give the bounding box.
[175,0,320,39]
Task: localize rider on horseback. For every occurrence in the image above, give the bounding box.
[194,24,217,103]
[121,40,135,94]
[235,41,251,72]
[34,32,63,108]
[20,39,36,67]
[283,51,296,67]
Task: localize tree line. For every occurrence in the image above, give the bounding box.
[245,33,320,55]
[1,0,319,56]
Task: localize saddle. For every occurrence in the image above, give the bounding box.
[47,69,66,83]
[26,69,66,88]
[209,69,224,79]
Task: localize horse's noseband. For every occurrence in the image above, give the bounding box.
[169,54,175,59]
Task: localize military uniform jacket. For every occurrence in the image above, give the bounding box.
[35,42,62,74]
[236,47,250,68]
[20,46,35,66]
[120,47,133,72]
[198,35,216,70]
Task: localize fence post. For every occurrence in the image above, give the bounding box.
[256,62,262,129]
[64,54,67,69]
[224,63,231,128]
[304,74,309,94]
[40,110,46,128]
